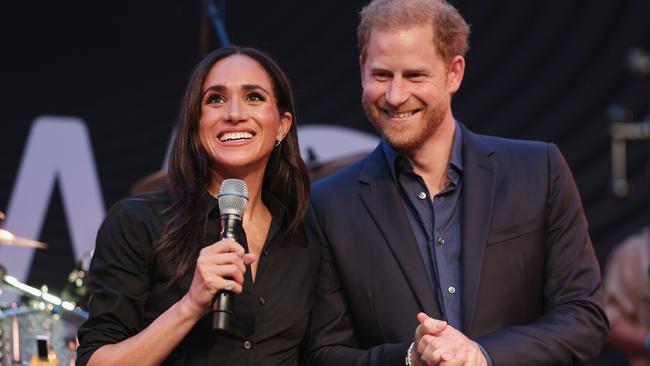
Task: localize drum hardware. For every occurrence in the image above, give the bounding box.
[130,170,167,195]
[61,251,93,310]
[0,268,87,366]
[610,47,650,197]
[11,304,20,364]
[1,265,88,320]
[610,117,650,197]
[0,228,47,250]
[0,306,71,366]
[627,48,650,77]
[0,210,47,250]
[29,335,58,366]
[0,213,85,365]
[306,148,370,182]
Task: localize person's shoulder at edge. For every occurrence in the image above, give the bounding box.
[466,127,552,154]
[106,190,170,216]
[96,190,171,242]
[612,227,650,256]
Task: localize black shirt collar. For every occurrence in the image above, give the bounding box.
[202,188,294,245]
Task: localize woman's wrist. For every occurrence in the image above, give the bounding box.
[177,293,209,321]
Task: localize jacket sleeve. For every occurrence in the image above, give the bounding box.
[303,205,410,366]
[476,143,609,365]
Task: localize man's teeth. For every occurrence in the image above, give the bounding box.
[219,132,253,142]
[387,110,416,118]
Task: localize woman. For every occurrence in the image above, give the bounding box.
[76,46,317,365]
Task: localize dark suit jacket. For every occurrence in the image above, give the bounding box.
[304,125,608,366]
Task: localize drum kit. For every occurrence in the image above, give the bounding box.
[0,211,89,366]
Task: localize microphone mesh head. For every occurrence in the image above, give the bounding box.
[218,179,248,218]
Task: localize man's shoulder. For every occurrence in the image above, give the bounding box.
[465,129,559,170]
[470,130,551,154]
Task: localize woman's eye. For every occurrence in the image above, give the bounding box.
[246,92,266,102]
[205,94,226,104]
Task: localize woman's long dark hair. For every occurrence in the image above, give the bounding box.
[150,46,310,284]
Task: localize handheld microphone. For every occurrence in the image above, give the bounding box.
[212,178,248,331]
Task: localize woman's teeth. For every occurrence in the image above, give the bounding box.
[219,132,253,142]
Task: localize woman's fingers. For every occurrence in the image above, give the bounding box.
[194,239,259,294]
[213,264,245,285]
[243,253,256,265]
[214,238,246,255]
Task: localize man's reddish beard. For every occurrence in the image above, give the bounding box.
[361,94,447,152]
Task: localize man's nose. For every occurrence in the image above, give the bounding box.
[385,77,409,106]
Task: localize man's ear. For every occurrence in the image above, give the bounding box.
[359,55,366,84]
[446,55,465,94]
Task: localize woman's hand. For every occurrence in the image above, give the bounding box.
[180,239,256,317]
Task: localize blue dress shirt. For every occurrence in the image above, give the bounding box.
[382,125,464,330]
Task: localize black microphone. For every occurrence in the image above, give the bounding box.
[212,178,248,331]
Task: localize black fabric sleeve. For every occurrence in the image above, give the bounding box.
[303,205,410,366]
[76,199,153,366]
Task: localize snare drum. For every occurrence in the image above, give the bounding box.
[0,306,85,366]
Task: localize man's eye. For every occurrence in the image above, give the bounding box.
[406,73,426,81]
[373,72,390,81]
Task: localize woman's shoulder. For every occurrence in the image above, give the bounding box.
[100,190,171,234]
[110,190,170,214]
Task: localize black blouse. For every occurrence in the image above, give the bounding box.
[76,191,319,365]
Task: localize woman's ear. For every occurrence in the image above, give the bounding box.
[277,111,293,141]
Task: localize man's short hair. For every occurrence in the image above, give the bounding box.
[358,0,470,64]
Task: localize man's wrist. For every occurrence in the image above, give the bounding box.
[405,342,414,365]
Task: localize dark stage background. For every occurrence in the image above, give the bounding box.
[1,1,649,364]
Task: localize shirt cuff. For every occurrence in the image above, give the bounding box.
[477,343,494,366]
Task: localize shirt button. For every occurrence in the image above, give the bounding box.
[418,192,427,200]
[448,286,456,294]
[258,296,266,305]
[437,237,445,246]
[243,340,253,350]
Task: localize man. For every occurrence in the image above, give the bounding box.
[304,0,609,365]
[603,228,650,366]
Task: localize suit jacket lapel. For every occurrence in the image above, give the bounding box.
[460,126,497,334]
[358,146,440,317]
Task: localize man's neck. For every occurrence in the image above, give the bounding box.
[405,118,456,196]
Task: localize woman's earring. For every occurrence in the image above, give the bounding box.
[275,139,282,147]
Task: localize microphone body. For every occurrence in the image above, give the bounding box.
[212,179,248,331]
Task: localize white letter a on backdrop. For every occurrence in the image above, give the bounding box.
[1,116,105,303]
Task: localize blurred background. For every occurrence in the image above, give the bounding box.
[1,0,649,364]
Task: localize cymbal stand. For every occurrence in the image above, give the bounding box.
[610,47,650,197]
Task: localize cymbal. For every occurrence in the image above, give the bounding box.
[0,228,47,249]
